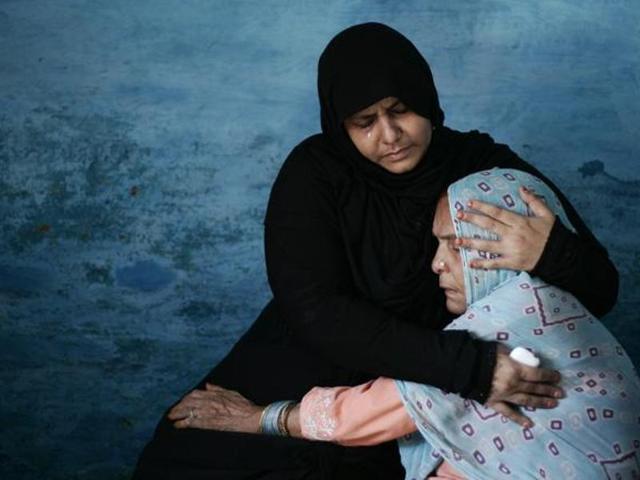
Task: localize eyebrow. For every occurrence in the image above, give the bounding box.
[350,99,402,121]
[350,112,376,122]
[386,99,402,110]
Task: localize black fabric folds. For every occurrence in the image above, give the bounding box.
[265,21,617,390]
[134,22,619,480]
[313,23,475,312]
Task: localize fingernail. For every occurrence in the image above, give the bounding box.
[555,389,565,398]
[467,200,474,208]
[547,400,557,408]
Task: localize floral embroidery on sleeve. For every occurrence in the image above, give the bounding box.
[300,387,341,441]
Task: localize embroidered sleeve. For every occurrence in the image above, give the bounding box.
[300,377,416,446]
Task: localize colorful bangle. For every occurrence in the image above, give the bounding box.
[279,401,297,436]
[257,406,269,434]
[259,400,295,436]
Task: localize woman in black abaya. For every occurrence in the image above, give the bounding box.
[133,23,618,479]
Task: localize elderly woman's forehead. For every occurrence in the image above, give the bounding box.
[436,193,450,214]
[433,194,454,233]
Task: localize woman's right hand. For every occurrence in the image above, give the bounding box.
[168,383,304,437]
[485,346,564,428]
[168,383,264,433]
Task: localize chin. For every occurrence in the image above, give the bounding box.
[446,299,467,315]
[383,157,420,174]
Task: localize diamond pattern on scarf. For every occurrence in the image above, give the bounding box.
[395,169,640,480]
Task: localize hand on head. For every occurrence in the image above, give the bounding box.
[455,186,556,272]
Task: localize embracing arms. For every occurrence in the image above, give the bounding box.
[264,145,496,401]
[169,349,561,438]
[167,379,413,445]
[468,134,618,318]
[263,141,577,402]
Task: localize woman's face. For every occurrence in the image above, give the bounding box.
[343,96,433,174]
[431,194,467,315]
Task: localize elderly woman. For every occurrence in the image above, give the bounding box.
[182,169,639,479]
[133,23,618,479]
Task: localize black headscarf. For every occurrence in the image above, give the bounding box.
[318,22,447,197]
[270,22,531,325]
[313,22,495,320]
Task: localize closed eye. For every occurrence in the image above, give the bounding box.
[354,119,375,129]
[390,105,409,115]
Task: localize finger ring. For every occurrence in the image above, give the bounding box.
[188,408,195,420]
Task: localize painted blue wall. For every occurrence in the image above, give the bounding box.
[1,1,638,478]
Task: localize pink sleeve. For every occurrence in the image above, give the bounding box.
[299,377,416,446]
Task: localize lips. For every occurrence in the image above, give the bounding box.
[439,284,458,295]
[383,145,411,160]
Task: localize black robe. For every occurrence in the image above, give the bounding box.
[133,23,618,479]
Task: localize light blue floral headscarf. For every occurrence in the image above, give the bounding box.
[395,169,640,479]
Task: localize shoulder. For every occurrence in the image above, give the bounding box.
[266,135,352,221]
[281,134,351,177]
[436,126,525,173]
[438,126,497,149]
[272,134,352,194]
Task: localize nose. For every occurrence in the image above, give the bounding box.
[379,115,402,144]
[431,247,449,275]
[432,259,447,275]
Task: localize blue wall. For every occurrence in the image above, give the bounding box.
[1,1,638,478]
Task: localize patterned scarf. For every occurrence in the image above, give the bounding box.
[396,168,640,479]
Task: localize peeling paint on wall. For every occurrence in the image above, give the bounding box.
[1,1,638,479]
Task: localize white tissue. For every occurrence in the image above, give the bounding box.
[509,346,540,367]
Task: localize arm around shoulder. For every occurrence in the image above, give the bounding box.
[532,215,618,317]
[470,136,619,318]
[264,141,496,400]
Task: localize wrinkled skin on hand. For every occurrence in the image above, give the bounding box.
[168,383,263,433]
[486,345,565,427]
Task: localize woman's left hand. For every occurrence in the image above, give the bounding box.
[168,383,263,433]
[454,186,555,271]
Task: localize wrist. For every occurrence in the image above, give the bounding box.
[252,406,267,434]
[286,403,302,438]
[531,215,570,276]
[257,400,296,436]
[467,340,499,404]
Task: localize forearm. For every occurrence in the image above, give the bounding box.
[266,146,497,401]
[279,290,497,402]
[472,135,619,316]
[298,378,416,446]
[251,380,416,445]
[532,217,618,317]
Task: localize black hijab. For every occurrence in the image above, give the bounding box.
[272,23,529,325]
[318,22,447,197]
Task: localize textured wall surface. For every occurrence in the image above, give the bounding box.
[1,1,638,478]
